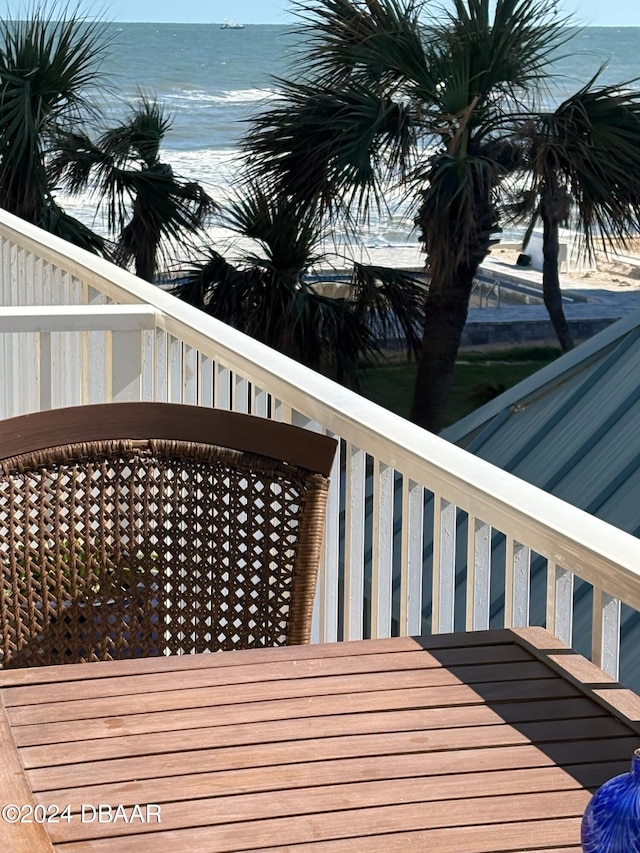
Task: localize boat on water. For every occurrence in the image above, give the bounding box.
[220,19,245,29]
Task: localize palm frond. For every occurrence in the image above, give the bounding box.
[52,93,215,279]
[246,79,413,216]
[112,165,216,279]
[99,95,172,167]
[0,3,110,236]
[173,178,424,382]
[291,0,429,90]
[350,263,425,356]
[518,77,640,251]
[435,0,570,99]
[49,129,109,193]
[222,185,326,272]
[39,199,110,256]
[174,247,380,383]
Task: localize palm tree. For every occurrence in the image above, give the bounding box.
[0,6,110,253]
[53,97,216,281]
[246,0,640,432]
[512,78,640,352]
[174,183,425,382]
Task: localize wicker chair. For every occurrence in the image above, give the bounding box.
[0,403,337,668]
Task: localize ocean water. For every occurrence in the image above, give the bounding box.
[61,24,295,231]
[60,23,640,252]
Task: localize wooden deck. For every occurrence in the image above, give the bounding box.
[1,627,639,852]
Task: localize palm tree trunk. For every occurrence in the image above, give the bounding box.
[410,174,496,434]
[134,250,155,283]
[409,262,476,433]
[541,205,575,353]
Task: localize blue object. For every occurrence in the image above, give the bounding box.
[582,749,640,852]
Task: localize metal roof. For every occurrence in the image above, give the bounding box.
[444,310,640,538]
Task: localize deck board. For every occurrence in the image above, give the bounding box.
[19,697,610,768]
[1,629,638,851]
[46,789,592,843]
[0,629,526,688]
[51,803,587,852]
[28,720,635,794]
[35,762,599,815]
[9,677,583,746]
[5,659,557,726]
[1,644,534,707]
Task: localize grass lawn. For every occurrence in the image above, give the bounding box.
[358,346,561,429]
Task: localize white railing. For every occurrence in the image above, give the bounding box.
[1,209,640,682]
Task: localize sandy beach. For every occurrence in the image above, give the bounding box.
[491,242,640,294]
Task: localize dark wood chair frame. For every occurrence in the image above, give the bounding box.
[0,403,337,668]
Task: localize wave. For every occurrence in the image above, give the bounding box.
[54,145,427,251]
[163,88,279,106]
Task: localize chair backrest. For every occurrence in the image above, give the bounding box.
[0,403,337,668]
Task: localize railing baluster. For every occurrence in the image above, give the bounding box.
[168,335,182,403]
[234,375,249,413]
[318,431,340,644]
[11,246,28,415]
[343,443,365,640]
[183,345,198,405]
[78,279,91,405]
[38,332,52,412]
[0,237,6,303]
[199,354,214,407]
[505,537,531,628]
[141,330,154,401]
[154,329,168,402]
[33,256,43,305]
[53,331,64,410]
[592,588,621,679]
[0,240,9,418]
[71,276,83,405]
[23,251,33,305]
[14,247,27,413]
[81,329,90,407]
[23,252,36,412]
[400,479,424,636]
[4,240,12,416]
[15,245,25,302]
[546,564,574,646]
[546,560,556,636]
[59,271,72,405]
[252,386,268,417]
[466,516,491,630]
[215,364,230,410]
[274,400,292,423]
[432,497,456,634]
[87,287,106,403]
[42,258,52,304]
[371,461,393,639]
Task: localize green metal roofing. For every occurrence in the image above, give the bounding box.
[443,310,640,538]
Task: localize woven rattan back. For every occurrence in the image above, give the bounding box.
[0,403,336,668]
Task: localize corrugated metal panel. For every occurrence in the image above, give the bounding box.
[446,311,640,447]
[454,329,640,537]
